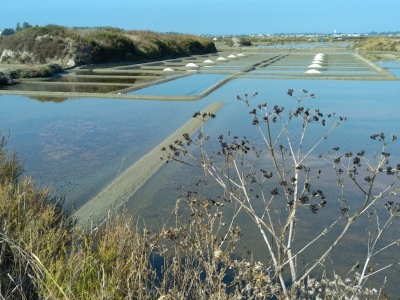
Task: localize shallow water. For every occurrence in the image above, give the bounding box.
[126,79,400,295]
[387,69,400,77]
[47,76,155,84]
[0,82,130,93]
[255,43,352,49]
[0,96,214,210]
[129,74,228,96]
[376,61,400,77]
[1,56,400,295]
[74,70,165,77]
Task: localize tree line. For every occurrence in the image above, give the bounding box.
[1,21,33,36]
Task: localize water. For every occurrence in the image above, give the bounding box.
[127,78,400,220]
[1,56,400,295]
[74,70,165,76]
[0,96,214,210]
[376,61,400,78]
[126,79,400,295]
[0,82,130,93]
[256,43,352,49]
[129,74,228,96]
[47,76,156,84]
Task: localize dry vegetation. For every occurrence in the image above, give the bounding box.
[354,37,400,52]
[0,128,266,299]
[6,64,62,79]
[0,25,217,66]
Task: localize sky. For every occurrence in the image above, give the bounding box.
[1,0,399,35]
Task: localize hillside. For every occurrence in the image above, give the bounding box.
[353,36,400,51]
[0,25,217,67]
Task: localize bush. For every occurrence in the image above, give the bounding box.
[129,30,217,60]
[83,28,137,63]
[239,37,252,46]
[0,131,75,299]
[7,64,62,79]
[1,28,15,36]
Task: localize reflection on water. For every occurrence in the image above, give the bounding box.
[74,70,165,77]
[47,76,156,84]
[127,79,400,295]
[130,74,228,96]
[1,83,130,93]
[0,96,213,210]
[28,95,71,103]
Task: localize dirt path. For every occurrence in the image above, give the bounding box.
[74,101,226,226]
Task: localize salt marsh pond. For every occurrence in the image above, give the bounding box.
[1,47,400,294]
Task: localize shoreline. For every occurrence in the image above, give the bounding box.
[74,101,226,226]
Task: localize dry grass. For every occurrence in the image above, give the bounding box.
[354,37,400,51]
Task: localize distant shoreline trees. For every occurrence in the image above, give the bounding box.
[1,21,33,36]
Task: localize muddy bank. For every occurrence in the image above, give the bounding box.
[74,101,226,226]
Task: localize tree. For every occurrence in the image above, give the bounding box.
[16,22,22,32]
[1,28,15,36]
[22,22,32,30]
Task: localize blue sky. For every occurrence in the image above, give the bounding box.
[2,0,399,35]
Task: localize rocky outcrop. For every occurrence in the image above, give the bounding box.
[0,35,89,67]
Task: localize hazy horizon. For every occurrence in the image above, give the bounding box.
[1,0,400,36]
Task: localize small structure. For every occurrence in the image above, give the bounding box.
[237,53,245,57]
[185,63,199,67]
[203,59,214,64]
[163,68,175,71]
[217,57,227,61]
[305,69,321,74]
[308,64,322,68]
[228,55,237,59]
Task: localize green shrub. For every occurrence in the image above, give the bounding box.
[239,37,252,46]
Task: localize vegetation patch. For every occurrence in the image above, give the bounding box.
[354,37,400,52]
[6,64,63,79]
[0,25,217,67]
